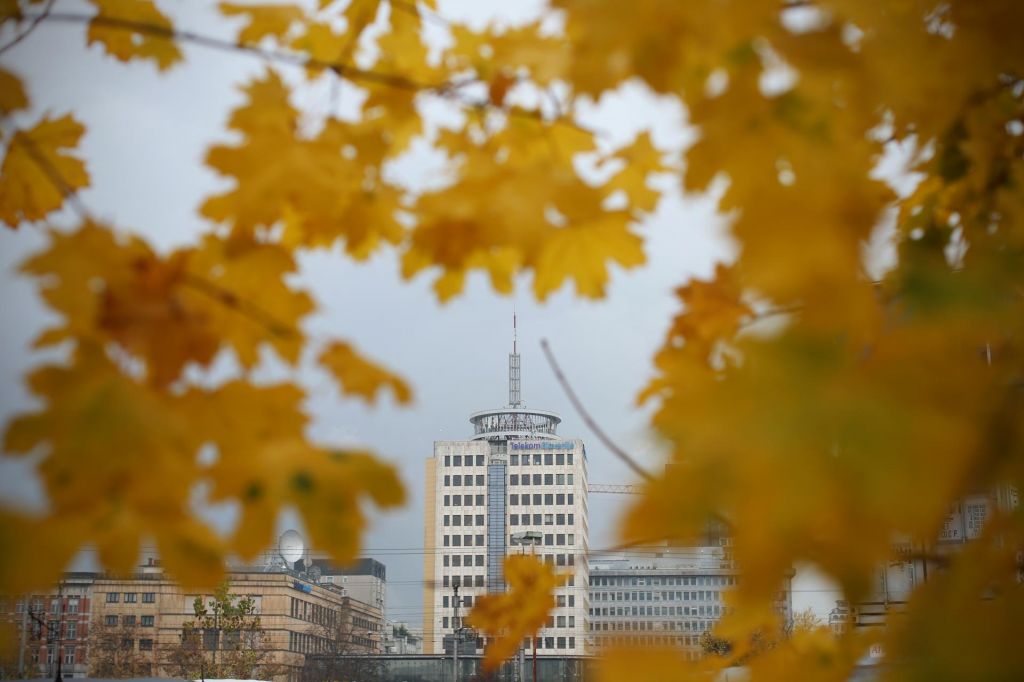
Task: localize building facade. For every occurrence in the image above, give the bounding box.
[423,337,589,656]
[587,548,752,660]
[0,572,94,679]
[314,557,387,613]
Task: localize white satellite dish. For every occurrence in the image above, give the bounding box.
[279,530,305,567]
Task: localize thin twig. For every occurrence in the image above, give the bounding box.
[0,0,56,57]
[540,338,654,481]
[20,10,603,137]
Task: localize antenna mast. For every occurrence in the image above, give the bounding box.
[509,310,521,407]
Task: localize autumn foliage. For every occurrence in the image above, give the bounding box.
[2,0,1024,680]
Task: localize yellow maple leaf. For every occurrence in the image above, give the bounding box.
[0,114,89,228]
[0,67,27,115]
[86,0,183,70]
[219,2,304,43]
[466,554,564,670]
[318,341,412,405]
[532,211,645,300]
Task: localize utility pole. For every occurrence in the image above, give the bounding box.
[452,578,460,682]
[54,581,64,682]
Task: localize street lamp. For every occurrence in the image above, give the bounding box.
[509,532,543,682]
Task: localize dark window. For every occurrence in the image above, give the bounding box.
[139,639,153,651]
[122,615,136,626]
[510,515,518,525]
[532,474,542,485]
[444,535,450,546]
[124,593,137,603]
[444,475,450,486]
[510,494,518,504]
[511,455,519,465]
[545,454,553,465]
[476,455,485,466]
[475,555,484,567]
[544,474,553,485]
[475,575,484,587]
[476,514,484,525]
[444,456,450,466]
[476,475,484,485]
[476,494,485,505]
[545,494,554,505]
[475,534,484,546]
[533,494,542,504]
[556,494,565,504]
[453,535,461,546]
[106,593,119,603]
[142,593,155,604]
[105,615,117,626]
[568,494,574,504]
[556,454,565,465]
[568,454,573,465]
[453,475,462,485]
[510,475,519,485]
[545,534,553,545]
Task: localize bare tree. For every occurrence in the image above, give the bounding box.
[89,617,153,678]
[300,617,383,682]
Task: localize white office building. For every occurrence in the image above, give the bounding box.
[423,329,589,656]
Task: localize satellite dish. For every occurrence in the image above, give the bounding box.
[279,530,305,567]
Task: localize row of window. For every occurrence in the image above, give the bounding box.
[32,646,78,665]
[442,554,485,567]
[351,616,380,632]
[442,474,486,487]
[288,631,333,654]
[594,635,702,653]
[509,453,574,466]
[590,575,735,587]
[442,534,485,547]
[442,494,486,506]
[509,473,575,487]
[590,604,726,619]
[105,592,156,603]
[591,617,718,632]
[442,514,486,527]
[8,597,85,615]
[290,597,338,627]
[440,573,578,588]
[592,590,722,603]
[103,614,156,627]
[509,509,577,524]
[442,454,487,467]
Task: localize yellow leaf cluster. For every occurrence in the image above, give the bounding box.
[465,555,565,670]
[86,0,183,70]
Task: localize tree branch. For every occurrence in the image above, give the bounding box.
[0,0,56,57]
[540,338,654,481]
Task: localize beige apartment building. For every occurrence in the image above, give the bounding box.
[2,562,384,682]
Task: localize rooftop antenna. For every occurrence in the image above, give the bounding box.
[509,308,521,407]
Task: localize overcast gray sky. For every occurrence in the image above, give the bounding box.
[0,0,847,625]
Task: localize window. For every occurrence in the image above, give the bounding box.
[544,474,553,485]
[476,494,484,505]
[556,453,565,465]
[568,453,574,464]
[141,615,154,627]
[476,534,484,546]
[67,599,79,614]
[568,534,575,545]
[475,555,484,566]
[532,474,542,485]
[453,494,462,505]
[510,514,518,525]
[444,456,450,466]
[568,494,574,504]
[443,535,450,546]
[545,514,554,525]
[476,475,484,485]
[443,555,449,566]
[510,475,519,485]
[453,555,461,567]
[556,494,565,504]
[444,475,450,485]
[476,455,485,466]
[545,494,554,505]
[454,455,462,466]
[63,647,75,665]
[105,615,118,626]
[475,575,484,587]
[556,534,565,545]
[464,514,473,526]
[124,593,137,603]
[453,475,462,485]
[464,534,472,545]
[453,535,462,546]
[142,592,155,604]
[533,454,541,465]
[123,638,136,650]
[568,514,574,524]
[533,514,542,524]
[510,494,518,504]
[139,639,153,651]
[533,494,541,504]
[568,473,574,484]
[122,615,136,626]
[444,495,450,506]
[106,592,119,603]
[556,474,565,485]
[511,455,518,465]
[65,622,77,640]
[556,513,565,524]
[452,515,461,526]
[475,514,484,525]
[545,534,553,545]
[545,454,553,465]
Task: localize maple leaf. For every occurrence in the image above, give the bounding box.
[0,114,89,228]
[466,555,564,670]
[318,341,412,405]
[0,67,27,115]
[219,2,304,43]
[86,0,183,70]
[532,211,645,300]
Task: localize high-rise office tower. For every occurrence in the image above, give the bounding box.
[423,320,589,655]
